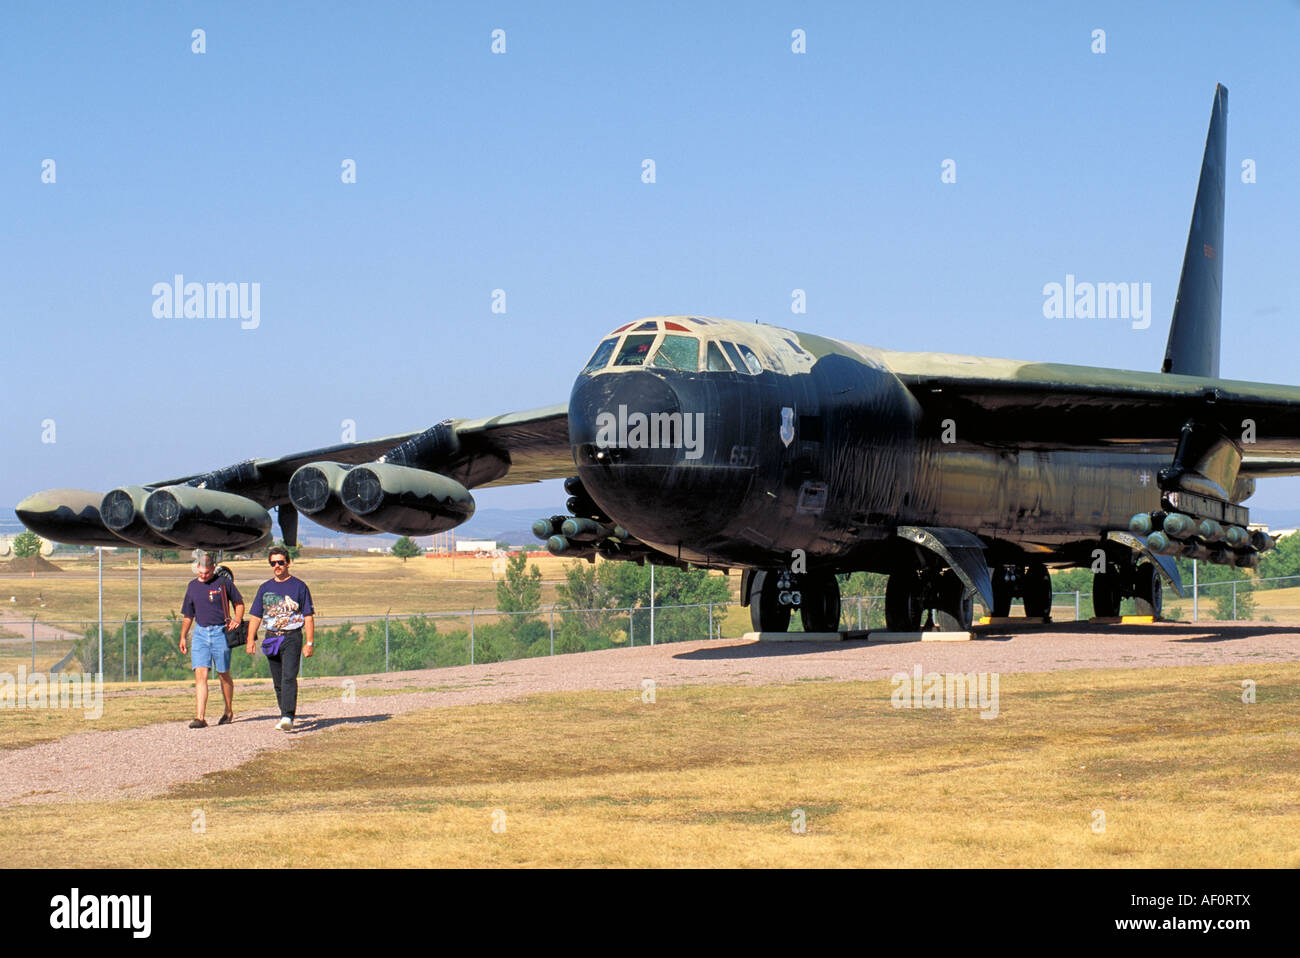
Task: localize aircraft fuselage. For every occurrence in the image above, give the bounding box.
[568,318,1171,572]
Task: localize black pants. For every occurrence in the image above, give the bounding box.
[266,632,303,719]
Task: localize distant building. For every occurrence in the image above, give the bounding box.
[455,539,497,553]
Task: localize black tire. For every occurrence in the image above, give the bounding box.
[885,571,924,632]
[800,572,842,633]
[932,571,974,632]
[991,568,1013,618]
[1093,571,1122,618]
[1133,562,1163,618]
[1022,564,1052,619]
[748,570,792,633]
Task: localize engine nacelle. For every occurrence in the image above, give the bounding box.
[14,489,126,547]
[100,486,187,548]
[288,462,383,534]
[143,486,273,550]
[339,462,474,535]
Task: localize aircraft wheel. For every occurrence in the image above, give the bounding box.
[991,567,1014,618]
[1093,571,1122,618]
[1133,562,1163,618]
[885,570,924,632]
[748,570,792,633]
[1021,564,1052,619]
[800,572,841,633]
[932,571,974,632]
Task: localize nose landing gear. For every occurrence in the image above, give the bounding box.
[747,569,842,633]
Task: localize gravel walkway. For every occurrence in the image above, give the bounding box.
[1,621,1296,806]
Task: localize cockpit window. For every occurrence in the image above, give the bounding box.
[582,338,617,373]
[651,335,699,371]
[736,344,764,375]
[705,341,732,372]
[633,321,659,332]
[720,341,747,373]
[613,334,656,366]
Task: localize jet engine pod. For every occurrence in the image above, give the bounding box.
[100,486,186,548]
[288,462,383,534]
[14,489,126,547]
[339,463,474,535]
[143,486,273,550]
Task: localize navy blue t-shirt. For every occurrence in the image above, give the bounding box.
[181,577,242,627]
[251,576,314,634]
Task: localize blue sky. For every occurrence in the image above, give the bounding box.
[3,0,1299,518]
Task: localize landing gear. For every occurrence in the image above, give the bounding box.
[1092,570,1122,618]
[800,572,841,633]
[1021,564,1052,619]
[748,569,792,633]
[990,567,1015,618]
[885,570,925,632]
[748,569,841,633]
[885,567,973,632]
[1132,561,1163,618]
[1091,551,1163,620]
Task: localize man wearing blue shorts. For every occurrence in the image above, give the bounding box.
[179,552,244,728]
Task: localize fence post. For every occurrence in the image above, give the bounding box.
[31,616,36,672]
[708,602,713,640]
[649,565,656,647]
[123,616,128,682]
[629,608,634,647]
[1233,580,1237,621]
[549,606,555,655]
[470,608,475,665]
[384,609,390,673]
[1192,560,1198,622]
[1075,591,1080,621]
[137,548,142,683]
[97,547,103,679]
[857,596,863,631]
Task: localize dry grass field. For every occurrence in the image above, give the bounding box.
[2,662,1297,867]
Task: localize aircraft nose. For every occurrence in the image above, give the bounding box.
[568,370,684,466]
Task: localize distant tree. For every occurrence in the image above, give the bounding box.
[391,537,421,562]
[269,540,302,560]
[555,561,622,653]
[496,551,546,651]
[497,551,542,614]
[147,548,181,562]
[11,530,41,558]
[1256,532,1300,587]
[590,561,730,642]
[1213,582,1255,621]
[1050,567,1094,595]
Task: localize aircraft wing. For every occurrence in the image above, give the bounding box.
[884,352,1300,458]
[17,404,572,549]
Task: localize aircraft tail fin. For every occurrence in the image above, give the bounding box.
[1162,83,1227,379]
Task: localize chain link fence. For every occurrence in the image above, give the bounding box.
[6,574,1297,682]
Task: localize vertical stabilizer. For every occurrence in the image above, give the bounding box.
[1162,84,1227,378]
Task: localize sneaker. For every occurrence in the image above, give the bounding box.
[218,713,233,726]
[275,716,293,731]
[188,718,207,729]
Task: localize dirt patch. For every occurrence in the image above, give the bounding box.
[2,556,63,574]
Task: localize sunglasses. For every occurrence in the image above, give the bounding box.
[269,559,288,567]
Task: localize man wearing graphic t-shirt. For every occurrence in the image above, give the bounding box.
[245,546,315,731]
